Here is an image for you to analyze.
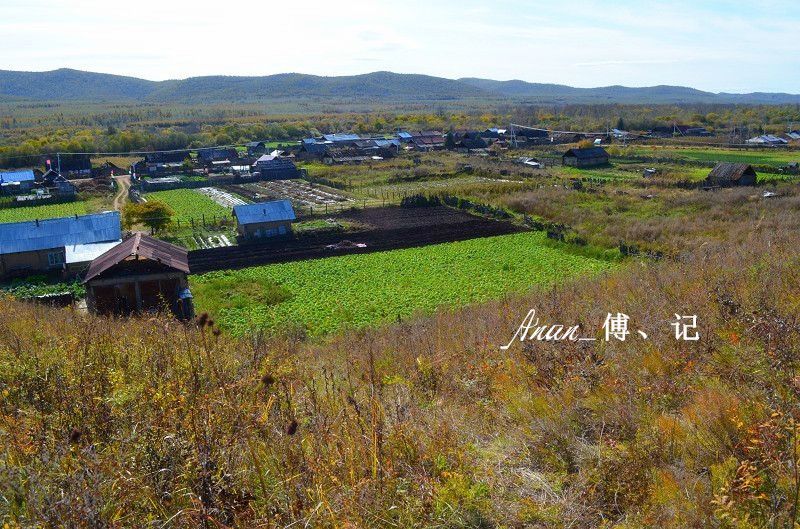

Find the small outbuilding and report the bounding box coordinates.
[705,163,758,187]
[233,200,296,240]
[562,147,610,168]
[83,232,193,318]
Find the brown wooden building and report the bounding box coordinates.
[705,163,757,187]
[83,233,193,318]
[562,147,610,168]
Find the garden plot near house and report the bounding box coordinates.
[195,187,248,208]
[191,231,615,337]
[249,179,354,206]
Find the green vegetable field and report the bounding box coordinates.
[0,201,89,223]
[191,232,615,336]
[147,189,232,223]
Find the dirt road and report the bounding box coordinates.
[112,175,131,211]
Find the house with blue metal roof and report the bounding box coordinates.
[322,133,361,144]
[0,170,36,194]
[0,211,122,278]
[232,200,296,240]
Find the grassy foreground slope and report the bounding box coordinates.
[0,230,798,527]
[191,232,616,336]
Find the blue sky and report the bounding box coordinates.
[1,0,798,93]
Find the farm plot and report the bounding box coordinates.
[248,179,354,206]
[0,201,89,223]
[361,175,535,198]
[191,231,614,337]
[195,187,247,207]
[147,189,233,223]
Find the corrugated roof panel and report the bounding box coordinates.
[233,200,296,225]
[0,170,35,183]
[0,211,121,255]
[322,133,361,142]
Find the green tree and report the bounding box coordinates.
[122,201,175,235]
[445,132,456,150]
[616,117,625,130]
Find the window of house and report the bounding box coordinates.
[48,251,66,267]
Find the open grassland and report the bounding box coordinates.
[190,231,615,336]
[623,145,800,166]
[147,188,233,223]
[0,201,89,223]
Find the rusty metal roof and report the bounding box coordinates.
[83,232,189,282]
[707,163,757,183]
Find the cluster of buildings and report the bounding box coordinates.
[136,147,300,180]
[0,167,77,199]
[746,131,800,146]
[0,197,301,317]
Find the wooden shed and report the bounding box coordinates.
[705,163,757,187]
[562,147,610,168]
[83,233,193,318]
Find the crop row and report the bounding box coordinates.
[190,231,614,336]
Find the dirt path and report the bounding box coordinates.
[112,175,131,211]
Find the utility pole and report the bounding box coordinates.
[57,153,61,175]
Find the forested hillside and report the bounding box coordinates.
[1,68,799,104]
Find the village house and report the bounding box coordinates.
[705,163,758,187]
[411,134,445,151]
[298,140,330,160]
[322,133,361,145]
[0,211,122,278]
[246,141,267,156]
[451,130,482,141]
[562,147,610,168]
[455,138,489,153]
[83,232,193,319]
[746,135,788,146]
[47,158,92,178]
[233,200,296,240]
[482,128,507,139]
[0,169,36,194]
[144,151,189,174]
[196,148,239,167]
[253,155,299,179]
[322,149,374,165]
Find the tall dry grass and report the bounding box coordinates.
[0,225,798,527]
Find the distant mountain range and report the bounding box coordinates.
[0,68,798,105]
